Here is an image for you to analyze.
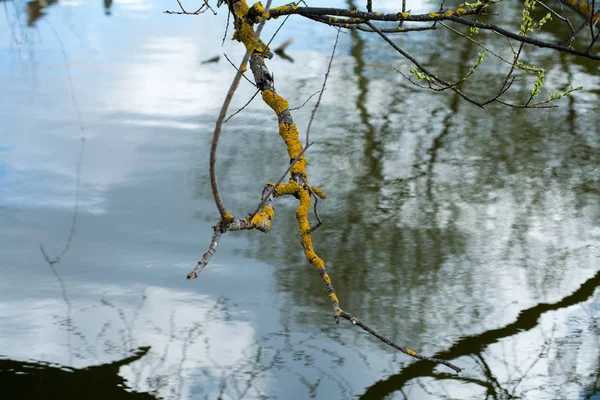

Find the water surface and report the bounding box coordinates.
[1,1,599,399]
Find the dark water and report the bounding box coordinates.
[1,1,599,399]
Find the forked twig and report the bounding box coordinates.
[250,142,314,219]
[187,142,313,280]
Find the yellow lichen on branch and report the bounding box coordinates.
[262,90,290,114]
[261,90,307,175]
[274,182,300,196]
[296,187,341,313]
[266,129,338,314]
[269,3,299,17]
[279,123,307,175]
[296,189,312,233]
[310,186,327,199]
[231,0,270,54]
[249,204,274,232]
[224,211,235,222]
[250,2,269,20]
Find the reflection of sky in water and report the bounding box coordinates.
[1,0,233,212]
[0,285,261,397]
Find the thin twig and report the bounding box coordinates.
[439,22,513,66]
[165,0,208,15]
[266,15,292,48]
[186,224,226,279]
[340,311,464,373]
[555,0,576,44]
[223,53,258,88]
[289,90,321,111]
[307,186,324,233]
[222,7,231,46]
[365,20,485,108]
[224,89,261,122]
[306,28,340,146]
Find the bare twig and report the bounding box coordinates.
[306,28,340,146]
[289,90,321,111]
[186,223,226,279]
[223,53,258,88]
[340,311,464,373]
[164,0,208,15]
[224,89,261,122]
[439,22,513,66]
[266,15,292,48]
[222,7,231,46]
[307,186,324,233]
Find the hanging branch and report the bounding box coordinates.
[172,0,600,374]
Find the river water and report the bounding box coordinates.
[1,1,599,399]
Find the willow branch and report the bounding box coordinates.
[267,3,600,60]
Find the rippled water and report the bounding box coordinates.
[1,1,599,399]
